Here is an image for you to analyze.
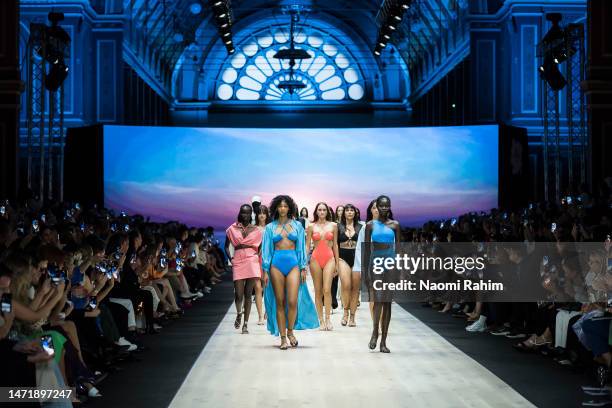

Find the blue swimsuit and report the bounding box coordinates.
[271,223,300,276]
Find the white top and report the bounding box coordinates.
[352,225,366,272]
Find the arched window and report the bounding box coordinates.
[215,25,366,101]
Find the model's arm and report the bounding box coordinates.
[224,232,232,261]
[306,224,313,263]
[363,223,373,278]
[332,223,340,273]
[394,221,401,245]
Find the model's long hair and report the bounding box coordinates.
[365,199,377,222]
[313,202,332,223]
[300,207,309,218]
[335,205,345,222]
[376,195,394,220]
[269,195,297,220]
[256,205,270,226]
[236,204,252,223]
[340,204,360,227]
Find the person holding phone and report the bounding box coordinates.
[225,204,263,334]
[261,195,318,349]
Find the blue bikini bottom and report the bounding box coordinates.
[271,249,299,276]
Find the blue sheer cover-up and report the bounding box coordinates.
[261,220,320,336]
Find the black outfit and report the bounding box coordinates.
[337,222,362,268]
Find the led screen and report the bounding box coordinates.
[104,125,498,229]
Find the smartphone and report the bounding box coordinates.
[0,206,5,216]
[74,202,81,210]
[451,218,457,226]
[40,214,46,223]
[95,262,107,275]
[502,212,508,220]
[523,219,529,227]
[1,293,12,314]
[551,223,557,233]
[439,222,444,229]
[41,335,55,356]
[120,211,126,217]
[191,249,196,258]
[47,264,62,285]
[566,196,573,205]
[111,265,119,279]
[80,223,86,232]
[123,224,130,232]
[87,297,97,311]
[160,257,167,269]
[32,219,39,233]
[542,255,549,266]
[129,253,137,265]
[110,223,117,232]
[607,258,612,273]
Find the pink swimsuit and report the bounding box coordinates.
[311,230,334,269]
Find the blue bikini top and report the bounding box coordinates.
[372,220,395,243]
[272,222,298,243]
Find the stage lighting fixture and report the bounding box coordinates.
[539,55,567,91]
[388,23,396,30]
[45,62,69,91]
[379,41,387,47]
[374,49,381,56]
[274,47,311,60]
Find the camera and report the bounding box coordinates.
[1,293,12,314]
[32,219,39,233]
[41,335,55,356]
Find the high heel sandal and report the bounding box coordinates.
[279,336,288,350]
[241,323,249,334]
[287,332,298,347]
[369,332,378,350]
[234,313,242,329]
[380,343,391,353]
[348,316,356,327]
[326,319,333,331]
[341,309,349,326]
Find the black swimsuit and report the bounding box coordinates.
[337,223,361,268]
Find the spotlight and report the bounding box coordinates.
[45,61,69,91]
[539,55,567,90]
[229,48,235,53]
[220,22,229,28]
[379,41,387,47]
[218,12,226,18]
[388,23,396,30]
[223,32,231,37]
[189,2,202,14]
[224,39,232,45]
[383,33,391,40]
[374,49,381,56]
[451,103,456,109]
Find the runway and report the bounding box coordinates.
[168,280,535,408]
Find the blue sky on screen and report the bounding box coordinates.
[104,125,498,229]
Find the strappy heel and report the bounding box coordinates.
[369,332,378,350]
[380,343,390,353]
[279,336,288,350]
[341,309,349,326]
[234,312,242,329]
[241,323,249,334]
[287,332,298,347]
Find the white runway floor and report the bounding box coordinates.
[169,280,535,408]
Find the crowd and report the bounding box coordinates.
[410,179,612,387]
[0,198,227,405]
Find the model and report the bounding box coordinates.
[364,195,400,353]
[225,204,263,334]
[337,204,362,327]
[254,204,270,325]
[261,195,319,349]
[306,202,339,331]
